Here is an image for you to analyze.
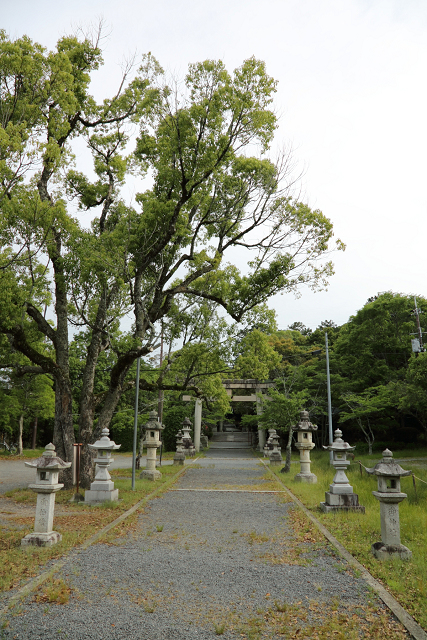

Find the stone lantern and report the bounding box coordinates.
[140,411,164,480]
[173,429,186,466]
[182,417,195,457]
[365,448,412,560]
[84,427,121,504]
[21,443,71,548]
[320,429,365,513]
[292,410,317,483]
[264,429,274,457]
[268,430,282,466]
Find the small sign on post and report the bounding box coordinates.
[71,443,84,502]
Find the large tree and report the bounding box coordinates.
[0,30,343,486]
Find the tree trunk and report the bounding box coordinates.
[53,375,74,488]
[18,414,24,455]
[78,406,96,490]
[77,289,115,489]
[50,228,74,488]
[281,427,293,473]
[31,416,38,449]
[77,361,132,489]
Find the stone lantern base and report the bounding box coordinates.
[21,531,62,548]
[140,468,162,480]
[294,472,317,483]
[372,542,412,560]
[173,452,185,465]
[84,487,119,504]
[320,492,365,513]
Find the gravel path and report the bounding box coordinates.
[0,458,410,639]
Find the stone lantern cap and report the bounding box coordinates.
[24,443,71,470]
[88,428,121,452]
[323,428,355,453]
[292,410,318,432]
[365,449,411,478]
[144,410,164,432]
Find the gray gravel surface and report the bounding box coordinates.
[0,458,410,639]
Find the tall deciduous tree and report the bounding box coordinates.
[0,31,343,486]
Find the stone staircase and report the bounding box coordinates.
[206,430,255,457]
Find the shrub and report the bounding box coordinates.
[162,404,193,451]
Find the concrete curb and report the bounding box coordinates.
[262,460,427,640]
[0,458,199,618]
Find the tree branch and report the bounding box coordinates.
[25,303,57,346]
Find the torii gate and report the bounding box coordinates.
[183,379,274,452]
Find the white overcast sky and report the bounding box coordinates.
[3,0,427,331]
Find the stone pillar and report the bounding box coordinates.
[256,390,266,452]
[144,444,160,479]
[194,398,202,453]
[21,443,71,548]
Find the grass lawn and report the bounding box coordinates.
[0,448,46,459]
[269,447,427,631]
[0,448,179,460]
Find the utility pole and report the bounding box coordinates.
[411,297,425,354]
[325,332,333,464]
[158,320,164,422]
[131,356,141,491]
[158,320,164,465]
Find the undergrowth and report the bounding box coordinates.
[268,448,427,630]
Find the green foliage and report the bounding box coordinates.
[244,386,307,434]
[334,292,418,389]
[0,28,343,474]
[235,329,281,380]
[262,293,427,449]
[162,404,191,452]
[0,332,54,442]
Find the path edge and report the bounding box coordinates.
[262,460,427,640]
